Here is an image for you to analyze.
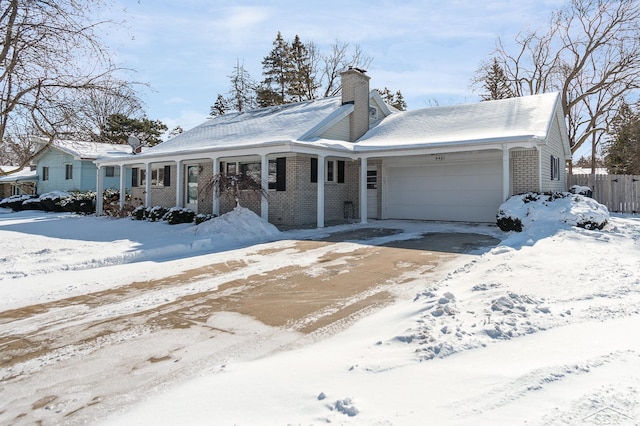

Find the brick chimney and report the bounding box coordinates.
[341,68,370,141]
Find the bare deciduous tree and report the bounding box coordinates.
[321,40,373,97]
[0,0,137,172]
[476,0,640,169]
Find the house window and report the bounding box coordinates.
[42,166,49,181]
[367,170,377,189]
[275,157,286,191]
[310,158,318,183]
[65,164,73,180]
[327,160,335,182]
[132,167,139,187]
[550,155,561,180]
[326,160,345,183]
[226,162,237,175]
[139,165,170,187]
[240,162,261,181]
[105,166,115,177]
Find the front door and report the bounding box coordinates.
[185,165,199,211]
[367,167,378,219]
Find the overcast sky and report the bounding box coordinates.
[102,0,566,133]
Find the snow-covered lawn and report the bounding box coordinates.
[1,200,639,425]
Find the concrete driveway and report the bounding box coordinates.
[0,227,498,425]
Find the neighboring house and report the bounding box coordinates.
[95,69,571,227]
[0,166,38,199]
[32,140,133,195]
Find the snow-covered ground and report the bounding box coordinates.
[1,200,639,425]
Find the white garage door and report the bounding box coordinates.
[384,158,504,222]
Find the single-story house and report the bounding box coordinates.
[95,69,571,227]
[0,166,38,198]
[32,139,133,195]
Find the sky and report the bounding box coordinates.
[1,196,639,424]
[99,0,567,134]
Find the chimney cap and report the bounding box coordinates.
[347,66,367,74]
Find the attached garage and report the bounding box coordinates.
[382,152,504,222]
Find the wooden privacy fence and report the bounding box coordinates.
[568,174,640,214]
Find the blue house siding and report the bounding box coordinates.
[36,148,131,195]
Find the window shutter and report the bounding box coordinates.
[132,167,138,187]
[310,158,318,183]
[164,165,171,186]
[550,156,554,180]
[276,157,286,191]
[337,160,345,183]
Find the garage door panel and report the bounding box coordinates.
[385,159,503,222]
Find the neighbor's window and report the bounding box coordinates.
[132,167,139,187]
[42,166,49,181]
[550,155,560,180]
[65,164,73,180]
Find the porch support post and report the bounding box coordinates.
[502,145,510,201]
[119,165,126,210]
[317,154,325,228]
[212,157,220,216]
[95,166,104,216]
[359,157,368,224]
[145,163,152,207]
[176,160,184,207]
[260,154,269,220]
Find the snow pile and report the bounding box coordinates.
[196,207,279,236]
[496,192,609,232]
[0,207,280,281]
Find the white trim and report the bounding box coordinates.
[359,157,368,224]
[261,154,269,220]
[317,155,325,228]
[119,164,126,209]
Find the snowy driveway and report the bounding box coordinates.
[0,222,498,426]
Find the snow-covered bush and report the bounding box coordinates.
[496,191,609,232]
[162,207,195,225]
[38,191,72,212]
[0,194,36,211]
[59,191,95,215]
[131,206,148,221]
[195,213,213,225]
[147,206,169,222]
[569,185,593,197]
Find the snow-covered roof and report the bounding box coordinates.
[50,140,133,160]
[0,166,37,182]
[144,96,345,156]
[355,92,561,150]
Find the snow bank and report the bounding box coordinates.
[496,192,609,232]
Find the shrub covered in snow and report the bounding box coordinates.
[147,206,169,222]
[38,191,72,212]
[0,194,36,211]
[59,191,95,215]
[496,191,609,232]
[195,213,213,225]
[131,206,148,221]
[163,207,195,225]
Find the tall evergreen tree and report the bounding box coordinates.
[475,58,514,101]
[228,60,257,112]
[100,114,168,147]
[288,35,319,102]
[377,87,407,111]
[603,102,640,175]
[258,32,292,107]
[210,94,229,116]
